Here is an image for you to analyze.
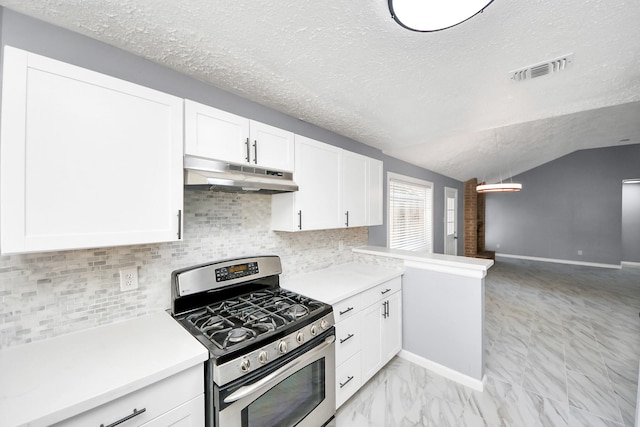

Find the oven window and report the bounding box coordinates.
[242,359,325,427]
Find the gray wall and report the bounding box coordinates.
[622,182,640,262]
[0,8,463,254]
[485,144,640,265]
[402,267,484,380]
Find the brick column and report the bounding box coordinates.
[477,191,486,254]
[463,178,478,257]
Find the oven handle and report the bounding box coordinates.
[223,335,335,404]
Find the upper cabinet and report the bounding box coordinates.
[367,158,384,226]
[271,135,343,231]
[0,47,184,255]
[342,151,368,228]
[184,100,294,172]
[272,136,383,232]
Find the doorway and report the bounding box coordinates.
[444,187,458,256]
[622,179,640,264]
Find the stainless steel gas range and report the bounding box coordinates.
[170,255,336,427]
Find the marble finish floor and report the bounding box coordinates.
[335,258,640,426]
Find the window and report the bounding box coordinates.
[387,173,433,252]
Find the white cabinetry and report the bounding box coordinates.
[184,99,294,172]
[271,135,343,231]
[367,158,384,226]
[272,136,384,231]
[334,276,402,408]
[361,288,402,383]
[342,151,368,228]
[54,365,204,427]
[0,46,183,255]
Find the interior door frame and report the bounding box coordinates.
[444,187,458,256]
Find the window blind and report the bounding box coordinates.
[388,176,433,252]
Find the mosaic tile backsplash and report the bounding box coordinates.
[0,190,369,349]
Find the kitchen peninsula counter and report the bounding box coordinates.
[0,312,208,427]
[353,245,493,277]
[281,262,404,304]
[353,245,493,391]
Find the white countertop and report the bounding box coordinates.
[353,246,493,277]
[282,262,404,304]
[0,311,208,427]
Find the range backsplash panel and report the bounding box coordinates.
[0,190,367,349]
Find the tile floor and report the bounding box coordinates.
[335,258,640,426]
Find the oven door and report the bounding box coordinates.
[217,332,336,427]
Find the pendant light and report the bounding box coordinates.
[476,182,522,193]
[388,0,495,32]
[476,129,522,194]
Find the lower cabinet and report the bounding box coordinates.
[333,276,402,408]
[141,395,204,427]
[54,364,204,427]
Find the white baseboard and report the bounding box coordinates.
[622,261,640,269]
[398,350,485,392]
[495,253,621,269]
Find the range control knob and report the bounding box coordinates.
[320,319,329,330]
[258,351,268,364]
[310,324,318,336]
[278,340,288,354]
[296,331,305,344]
[240,359,251,372]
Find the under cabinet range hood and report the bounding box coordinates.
[184,155,298,194]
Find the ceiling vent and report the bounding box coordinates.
[510,53,574,82]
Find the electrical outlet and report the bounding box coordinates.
[496,243,501,249]
[119,267,138,292]
[578,250,583,256]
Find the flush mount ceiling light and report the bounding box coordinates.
[388,0,495,32]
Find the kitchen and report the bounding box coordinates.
[1,1,640,427]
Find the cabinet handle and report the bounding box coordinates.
[100,408,146,427]
[339,333,354,344]
[339,376,354,389]
[177,210,182,240]
[381,288,392,295]
[298,210,302,230]
[345,211,349,227]
[245,138,251,162]
[382,301,389,318]
[253,140,258,164]
[339,306,354,316]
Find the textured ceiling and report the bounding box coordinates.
[2,0,639,182]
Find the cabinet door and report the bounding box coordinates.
[360,301,383,383]
[367,158,384,226]
[1,47,183,255]
[292,135,342,231]
[141,394,204,427]
[184,99,249,165]
[381,292,403,364]
[249,120,294,172]
[341,151,368,228]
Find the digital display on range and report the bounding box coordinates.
[229,264,248,274]
[215,262,259,282]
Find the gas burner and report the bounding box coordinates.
[253,320,276,333]
[276,301,291,310]
[203,315,224,327]
[283,304,309,320]
[223,327,257,348]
